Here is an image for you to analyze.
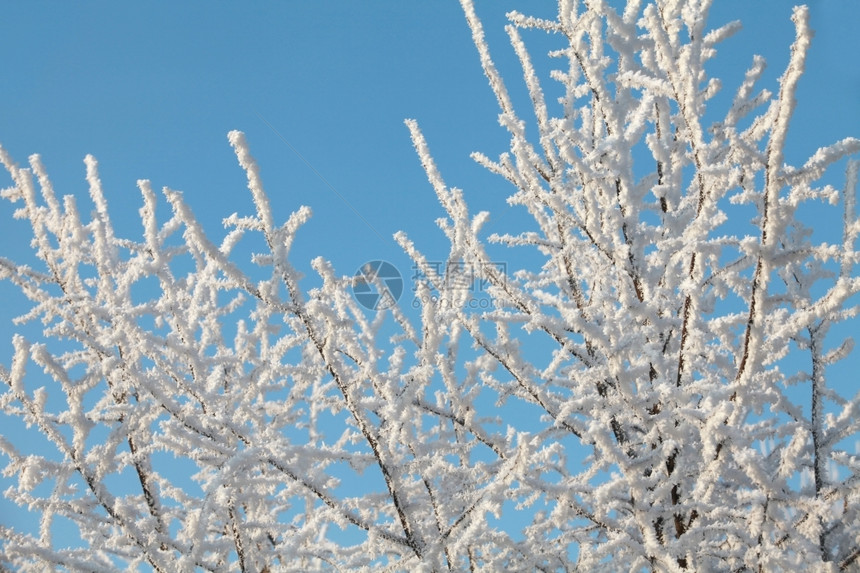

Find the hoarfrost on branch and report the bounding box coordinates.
[1,1,858,570]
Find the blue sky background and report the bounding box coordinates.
[0,0,857,552]
[0,2,857,280]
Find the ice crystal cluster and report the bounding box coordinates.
[1,0,858,570]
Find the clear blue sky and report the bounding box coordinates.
[0,0,857,548]
[0,2,857,278]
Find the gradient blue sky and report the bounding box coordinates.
[0,2,857,278]
[0,0,858,547]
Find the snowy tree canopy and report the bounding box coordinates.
[1,0,858,571]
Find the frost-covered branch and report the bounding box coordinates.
[1,1,858,570]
